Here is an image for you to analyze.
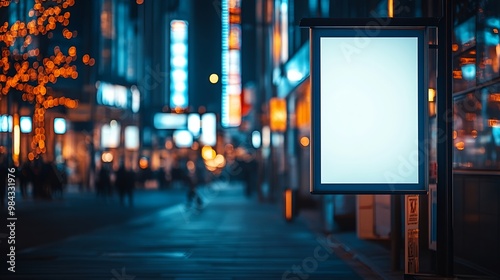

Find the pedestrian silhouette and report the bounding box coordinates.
[157,167,168,189]
[0,156,8,208]
[96,165,111,201]
[31,157,45,199]
[185,160,203,209]
[43,161,64,199]
[115,164,135,207]
[19,161,32,199]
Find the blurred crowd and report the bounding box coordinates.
[0,146,260,208]
[0,155,67,206]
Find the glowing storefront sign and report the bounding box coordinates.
[20,116,32,133]
[308,26,427,194]
[221,0,242,127]
[170,20,188,109]
[131,86,141,113]
[0,115,12,132]
[173,130,193,148]
[54,118,67,134]
[200,113,217,147]
[125,126,139,150]
[269,97,287,132]
[252,130,261,149]
[97,82,129,109]
[101,121,120,148]
[188,113,201,137]
[154,113,187,130]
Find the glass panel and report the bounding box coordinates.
[453,0,476,52]
[453,85,500,170]
[454,16,476,52]
[477,0,500,83]
[453,48,476,92]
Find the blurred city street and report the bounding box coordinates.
[0,182,386,280]
[1,0,500,278]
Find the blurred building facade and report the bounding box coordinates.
[254,0,499,276]
[1,0,201,188]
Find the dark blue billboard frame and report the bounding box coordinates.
[302,19,435,195]
[301,13,454,278]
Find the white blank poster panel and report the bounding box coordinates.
[320,37,419,184]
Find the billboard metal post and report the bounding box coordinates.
[436,0,454,277]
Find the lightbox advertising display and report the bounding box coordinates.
[310,28,427,194]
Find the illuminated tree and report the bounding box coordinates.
[0,0,94,160]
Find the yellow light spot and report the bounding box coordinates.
[428,88,436,102]
[388,0,394,18]
[209,73,219,84]
[82,54,90,63]
[202,145,216,160]
[139,157,148,169]
[214,154,225,168]
[39,140,45,149]
[102,152,113,163]
[300,136,310,147]
[68,46,76,56]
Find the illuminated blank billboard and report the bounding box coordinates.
[310,28,427,194]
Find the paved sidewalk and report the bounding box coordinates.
[301,208,500,280]
[3,182,383,279]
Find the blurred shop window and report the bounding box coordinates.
[453,48,476,93]
[477,0,500,83]
[453,86,500,170]
[452,0,476,94]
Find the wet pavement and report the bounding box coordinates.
[0,182,384,279]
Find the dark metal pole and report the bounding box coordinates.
[436,0,454,277]
[391,194,402,271]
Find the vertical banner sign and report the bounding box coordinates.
[405,194,419,274]
[221,0,242,127]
